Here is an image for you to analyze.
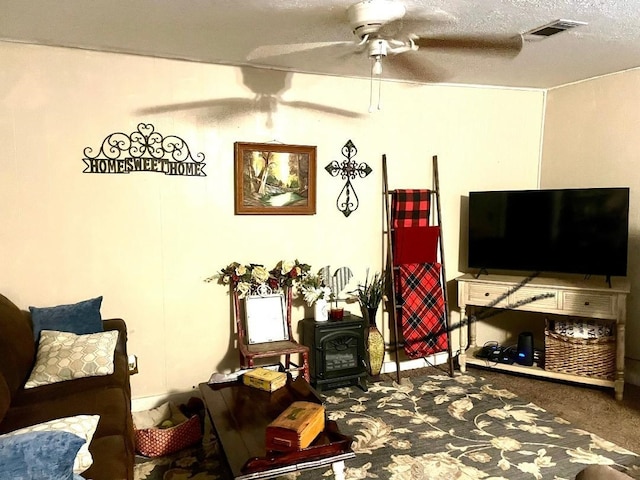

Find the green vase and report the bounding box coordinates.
[365,307,384,377]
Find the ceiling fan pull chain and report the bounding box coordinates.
[368,59,383,113]
[369,66,375,113]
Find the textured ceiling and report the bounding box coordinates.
[2,0,640,89]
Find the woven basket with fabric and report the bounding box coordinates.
[133,402,202,457]
[544,321,615,380]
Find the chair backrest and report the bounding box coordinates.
[233,287,293,346]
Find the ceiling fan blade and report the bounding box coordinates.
[414,34,524,57]
[381,8,458,38]
[247,41,355,61]
[388,52,450,83]
[388,9,458,38]
[379,18,405,38]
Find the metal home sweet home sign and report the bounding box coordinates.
[83,123,206,176]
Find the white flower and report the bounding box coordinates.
[236,282,251,298]
[251,266,269,283]
[302,286,332,306]
[302,288,320,306]
[281,260,295,275]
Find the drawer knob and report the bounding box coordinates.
[584,301,590,306]
[484,292,490,297]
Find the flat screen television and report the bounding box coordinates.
[467,187,630,278]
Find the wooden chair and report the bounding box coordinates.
[232,287,310,382]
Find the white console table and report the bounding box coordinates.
[456,273,630,400]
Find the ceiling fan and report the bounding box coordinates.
[247,0,524,109]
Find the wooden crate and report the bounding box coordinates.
[265,401,325,452]
[242,367,287,392]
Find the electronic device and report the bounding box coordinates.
[533,348,543,366]
[516,332,534,366]
[476,342,500,359]
[467,187,630,278]
[492,348,515,364]
[475,342,515,364]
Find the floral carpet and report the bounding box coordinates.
[134,372,640,480]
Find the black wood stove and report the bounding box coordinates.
[301,315,368,392]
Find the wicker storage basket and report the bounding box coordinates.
[133,402,202,457]
[544,320,615,380]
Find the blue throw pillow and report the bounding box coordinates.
[0,430,84,480]
[30,296,103,342]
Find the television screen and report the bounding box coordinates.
[468,187,630,277]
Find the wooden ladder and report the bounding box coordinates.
[382,154,455,383]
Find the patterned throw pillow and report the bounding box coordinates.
[0,415,100,474]
[25,330,118,389]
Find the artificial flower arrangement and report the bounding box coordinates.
[351,269,386,310]
[207,260,310,298]
[299,270,333,307]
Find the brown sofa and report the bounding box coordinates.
[576,465,635,480]
[0,293,135,479]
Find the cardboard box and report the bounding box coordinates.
[265,401,325,452]
[242,367,287,392]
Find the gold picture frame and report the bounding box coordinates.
[234,142,316,215]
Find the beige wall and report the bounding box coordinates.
[0,42,545,402]
[541,69,640,382]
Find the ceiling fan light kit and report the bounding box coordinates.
[372,57,383,75]
[369,38,388,58]
[368,38,388,76]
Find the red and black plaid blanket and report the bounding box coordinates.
[391,189,431,228]
[395,262,449,359]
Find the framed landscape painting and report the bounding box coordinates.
[234,142,316,215]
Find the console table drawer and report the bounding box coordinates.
[511,287,559,310]
[465,284,510,306]
[563,292,614,316]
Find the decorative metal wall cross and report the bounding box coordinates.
[325,140,372,217]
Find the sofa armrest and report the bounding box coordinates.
[575,466,634,480]
[103,318,128,357]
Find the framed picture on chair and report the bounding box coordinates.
[244,294,289,344]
